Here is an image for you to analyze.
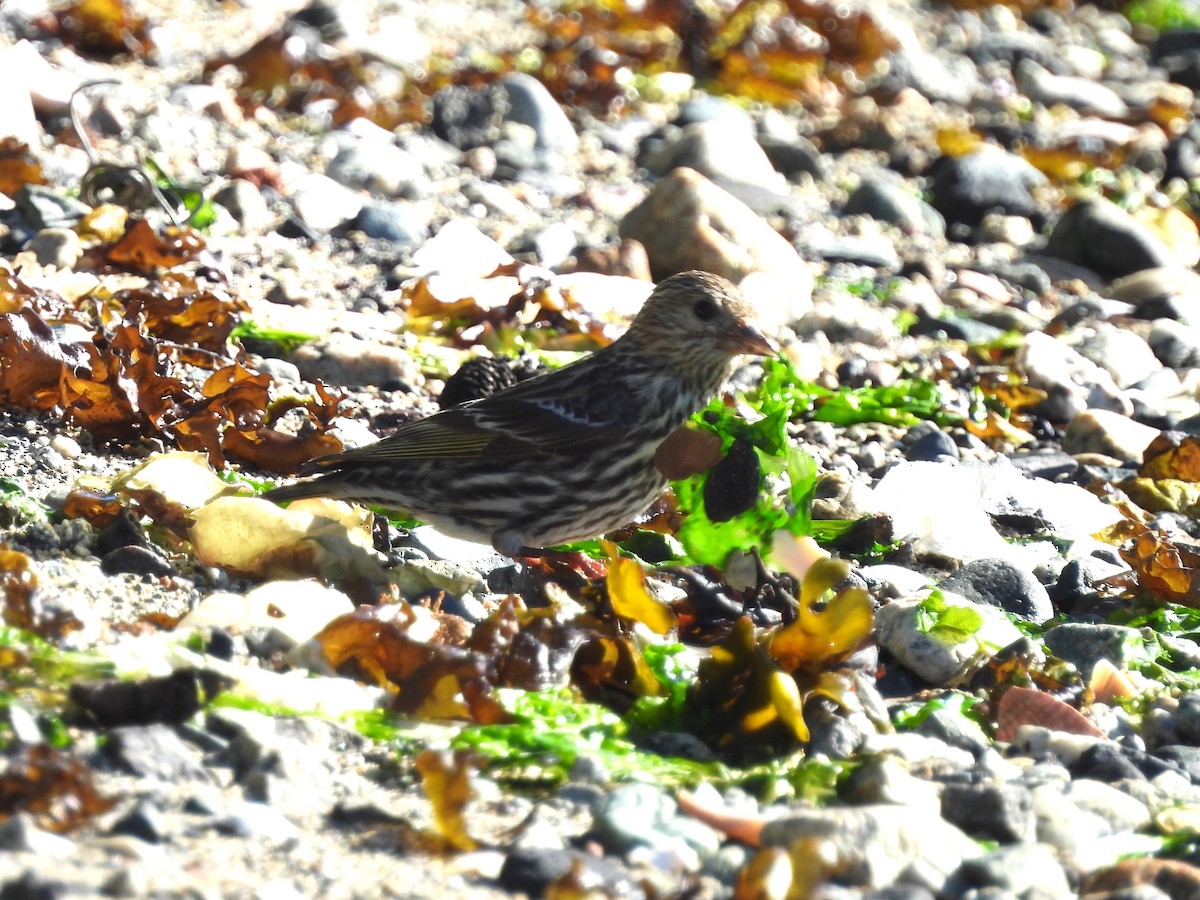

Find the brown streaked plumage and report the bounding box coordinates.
[264,271,775,556]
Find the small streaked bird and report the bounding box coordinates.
[264,271,775,557]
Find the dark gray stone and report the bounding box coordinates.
[1043,622,1147,675]
[16,185,92,230]
[430,82,507,150]
[0,870,68,900]
[100,545,174,578]
[499,848,644,898]
[939,782,1035,843]
[501,73,578,153]
[1048,557,1127,616]
[1071,742,1187,782]
[1154,745,1200,781]
[928,150,1047,229]
[844,177,945,237]
[352,201,429,247]
[940,558,1053,622]
[1005,448,1079,482]
[103,724,207,781]
[110,799,168,843]
[759,133,828,180]
[1045,197,1178,280]
[904,424,960,463]
[1150,318,1200,368]
[1176,691,1200,745]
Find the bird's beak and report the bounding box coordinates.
[722,318,777,357]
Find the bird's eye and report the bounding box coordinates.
[692,298,717,321]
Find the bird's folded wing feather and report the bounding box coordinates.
[310,389,631,469]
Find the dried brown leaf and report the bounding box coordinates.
[0,743,114,833]
[1140,432,1200,482]
[103,218,205,272]
[56,0,153,57]
[0,139,47,196]
[415,749,478,852]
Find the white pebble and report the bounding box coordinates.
[49,433,81,459]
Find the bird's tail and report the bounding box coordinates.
[260,480,326,504]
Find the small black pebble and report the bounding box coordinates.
[100,545,174,578]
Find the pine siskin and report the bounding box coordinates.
[264,271,775,557]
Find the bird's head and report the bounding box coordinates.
[627,271,776,376]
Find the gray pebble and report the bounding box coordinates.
[28,227,81,269]
[1045,197,1179,280]
[939,558,1053,622]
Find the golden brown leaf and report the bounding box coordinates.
[603,540,676,635]
[415,749,478,852]
[0,138,47,196]
[104,218,205,271]
[61,487,123,528]
[685,617,807,757]
[317,603,433,690]
[222,427,343,475]
[118,285,248,354]
[570,635,664,712]
[768,557,872,673]
[0,743,114,833]
[0,309,92,409]
[1096,517,1200,607]
[57,0,153,57]
[1140,433,1200,482]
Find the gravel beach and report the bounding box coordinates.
[7,0,1200,897]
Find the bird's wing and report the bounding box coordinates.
[313,363,638,469]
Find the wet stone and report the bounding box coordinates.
[947,843,1073,898]
[0,814,75,857]
[15,185,91,230]
[939,558,1053,622]
[27,228,81,268]
[904,424,959,463]
[1045,197,1179,280]
[1173,691,1200,745]
[100,545,174,578]
[928,148,1047,230]
[1043,623,1150,678]
[103,724,207,781]
[109,799,167,844]
[498,848,644,898]
[1071,742,1184,783]
[1048,557,1129,617]
[0,870,71,900]
[938,781,1036,843]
